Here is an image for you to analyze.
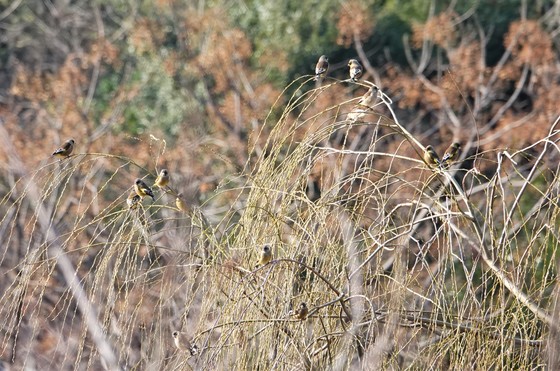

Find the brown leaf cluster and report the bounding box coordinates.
[505,20,554,69]
[183,9,284,158]
[446,42,484,95]
[412,11,458,48]
[384,12,559,165]
[384,66,441,110]
[336,0,375,47]
[7,40,127,166]
[532,82,560,142]
[129,18,162,54]
[196,28,253,94]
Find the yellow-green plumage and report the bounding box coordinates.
[134,178,155,200]
[423,145,441,167]
[257,244,273,266]
[176,193,187,212]
[154,169,170,188]
[441,142,461,167]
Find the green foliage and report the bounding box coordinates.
[368,12,411,65]
[468,0,522,65]
[119,55,187,136]
[382,0,434,22]
[93,70,122,121]
[231,0,341,83]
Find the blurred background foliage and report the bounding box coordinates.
[2,0,550,153]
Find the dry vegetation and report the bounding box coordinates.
[1,77,559,369]
[1,1,560,370]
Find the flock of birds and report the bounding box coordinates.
[315,55,462,168]
[314,54,363,82]
[47,55,461,356]
[52,139,188,213]
[424,142,461,169]
[50,139,305,356]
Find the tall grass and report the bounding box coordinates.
[0,78,558,370]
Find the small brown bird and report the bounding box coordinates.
[172,331,198,355]
[257,244,273,267]
[294,302,309,320]
[441,142,461,167]
[134,178,155,200]
[348,59,363,82]
[126,191,141,209]
[154,169,170,188]
[423,145,441,167]
[52,139,75,158]
[347,86,379,122]
[314,55,329,81]
[357,86,379,108]
[176,193,187,212]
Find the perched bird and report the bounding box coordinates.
[348,59,363,82]
[176,193,187,212]
[126,191,142,209]
[154,169,170,188]
[357,86,379,107]
[441,142,461,167]
[423,145,441,167]
[257,244,273,267]
[134,178,155,200]
[294,302,309,320]
[172,331,198,356]
[314,55,329,81]
[52,139,75,158]
[347,86,379,122]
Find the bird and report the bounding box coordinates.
[126,191,141,209]
[357,86,379,107]
[134,178,155,200]
[294,302,309,320]
[441,142,461,167]
[256,244,273,267]
[314,55,329,81]
[52,139,75,158]
[172,331,198,356]
[176,193,187,212]
[423,145,441,167]
[348,59,363,82]
[347,86,379,122]
[154,169,170,188]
